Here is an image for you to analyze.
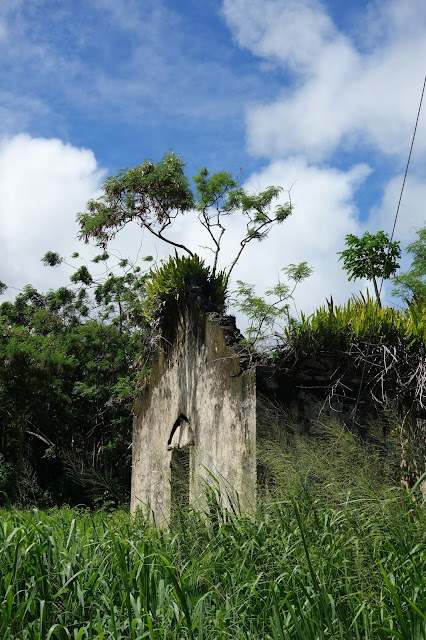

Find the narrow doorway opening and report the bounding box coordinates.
[170,446,190,514]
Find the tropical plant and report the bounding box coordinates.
[77,150,293,281]
[0,254,151,507]
[143,254,227,329]
[285,292,426,353]
[393,226,426,304]
[278,293,426,429]
[338,231,401,307]
[232,262,313,352]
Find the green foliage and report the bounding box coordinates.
[70,265,93,286]
[144,255,228,328]
[393,226,426,304]
[0,253,151,507]
[285,293,426,353]
[1,461,425,639]
[338,231,401,305]
[91,251,110,263]
[192,166,238,209]
[233,262,313,352]
[259,411,402,501]
[41,251,64,267]
[77,151,195,248]
[192,166,292,276]
[77,151,293,280]
[339,231,401,281]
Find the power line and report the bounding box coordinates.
[379,75,426,299]
[390,75,426,245]
[354,75,426,421]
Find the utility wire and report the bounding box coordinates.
[390,75,426,245]
[353,75,426,421]
[379,74,426,298]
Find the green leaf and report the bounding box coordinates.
[42,251,64,267]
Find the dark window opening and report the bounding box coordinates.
[170,447,190,514]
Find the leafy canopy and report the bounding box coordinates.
[393,227,426,304]
[0,252,151,507]
[77,150,293,281]
[338,231,401,306]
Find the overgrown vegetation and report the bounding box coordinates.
[1,149,426,637]
[284,292,426,352]
[144,255,227,329]
[1,422,425,639]
[1,148,426,511]
[77,150,293,281]
[0,253,151,508]
[271,294,426,457]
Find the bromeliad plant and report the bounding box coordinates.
[143,254,228,337]
[285,292,426,353]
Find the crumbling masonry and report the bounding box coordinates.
[131,296,426,522]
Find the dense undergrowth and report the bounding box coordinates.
[284,293,426,354]
[2,423,425,640]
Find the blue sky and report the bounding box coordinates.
[1,0,426,316]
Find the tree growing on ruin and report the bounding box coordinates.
[77,151,293,284]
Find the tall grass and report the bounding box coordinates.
[1,423,425,639]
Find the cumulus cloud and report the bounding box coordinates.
[0,133,410,324]
[223,0,426,162]
[0,135,104,295]
[226,159,372,312]
[222,0,340,76]
[219,0,426,312]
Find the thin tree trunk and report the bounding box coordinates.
[372,276,382,308]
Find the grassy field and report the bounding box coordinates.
[1,425,426,639]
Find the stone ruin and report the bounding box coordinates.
[131,297,259,522]
[131,294,426,522]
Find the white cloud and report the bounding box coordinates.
[227,158,373,312]
[222,0,337,75]
[0,133,417,328]
[219,0,426,314]
[223,0,426,162]
[0,135,104,294]
[369,175,426,243]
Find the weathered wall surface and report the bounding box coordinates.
[131,297,426,519]
[130,301,257,522]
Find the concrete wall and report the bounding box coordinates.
[130,300,257,523]
[131,297,426,520]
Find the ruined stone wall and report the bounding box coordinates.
[130,300,257,523]
[131,298,426,520]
